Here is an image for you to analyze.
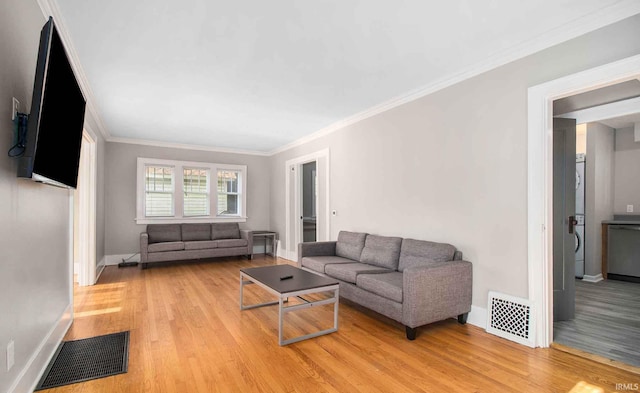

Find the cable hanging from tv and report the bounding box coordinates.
[7,113,28,157]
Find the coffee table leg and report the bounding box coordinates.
[239,272,244,310]
[334,287,339,330]
[278,297,284,346]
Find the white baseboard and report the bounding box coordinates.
[278,247,296,262]
[582,274,603,283]
[9,303,72,393]
[105,253,141,266]
[95,256,106,283]
[466,305,487,330]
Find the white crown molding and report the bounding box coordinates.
[108,136,270,156]
[268,0,640,156]
[36,0,111,141]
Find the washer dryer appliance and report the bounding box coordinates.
[575,214,584,278]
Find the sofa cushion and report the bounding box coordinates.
[398,239,456,272]
[211,223,240,240]
[147,224,182,243]
[357,272,403,303]
[324,263,391,284]
[148,241,185,253]
[335,231,367,261]
[216,238,248,248]
[181,224,211,241]
[398,256,440,271]
[184,240,218,250]
[301,256,354,274]
[360,235,402,270]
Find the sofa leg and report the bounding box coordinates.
[405,326,417,341]
[457,313,468,325]
[142,263,148,269]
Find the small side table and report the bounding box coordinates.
[252,231,278,258]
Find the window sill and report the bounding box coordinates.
[135,216,247,225]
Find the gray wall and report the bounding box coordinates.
[269,14,640,308]
[614,126,640,213]
[585,123,615,277]
[104,142,270,255]
[1,1,68,390]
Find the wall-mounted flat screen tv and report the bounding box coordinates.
[17,16,86,189]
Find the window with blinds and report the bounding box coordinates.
[137,157,246,223]
[183,168,209,216]
[217,170,239,215]
[145,166,174,217]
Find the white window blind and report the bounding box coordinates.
[217,170,239,215]
[183,168,209,216]
[145,166,174,217]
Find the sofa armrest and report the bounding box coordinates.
[297,241,337,267]
[402,260,472,328]
[140,233,149,262]
[240,230,253,254]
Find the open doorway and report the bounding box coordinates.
[551,87,640,366]
[527,54,640,351]
[284,149,330,261]
[302,161,318,242]
[73,131,97,286]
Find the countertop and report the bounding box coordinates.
[602,215,640,225]
[602,220,640,225]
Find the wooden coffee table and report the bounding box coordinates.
[240,264,339,346]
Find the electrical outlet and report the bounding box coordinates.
[627,205,634,213]
[12,97,20,121]
[7,340,14,371]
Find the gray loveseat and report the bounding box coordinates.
[298,231,472,340]
[140,223,253,268]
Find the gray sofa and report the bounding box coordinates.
[140,223,253,268]
[298,231,472,340]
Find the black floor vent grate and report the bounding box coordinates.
[36,331,129,390]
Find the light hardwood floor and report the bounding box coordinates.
[42,257,640,393]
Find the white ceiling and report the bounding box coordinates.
[53,0,640,153]
[599,112,640,129]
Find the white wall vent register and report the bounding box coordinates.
[486,291,536,348]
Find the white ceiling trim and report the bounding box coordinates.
[107,137,270,156]
[36,0,111,141]
[268,0,640,156]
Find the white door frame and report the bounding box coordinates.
[527,54,640,348]
[75,131,97,286]
[285,149,330,261]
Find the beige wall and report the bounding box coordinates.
[576,124,587,154]
[585,123,615,277]
[270,14,640,308]
[614,126,640,213]
[104,142,271,255]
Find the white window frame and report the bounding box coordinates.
[136,157,247,224]
[143,164,175,218]
[183,167,211,217]
[216,168,242,217]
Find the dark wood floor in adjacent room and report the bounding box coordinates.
[43,257,639,393]
[554,278,640,367]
